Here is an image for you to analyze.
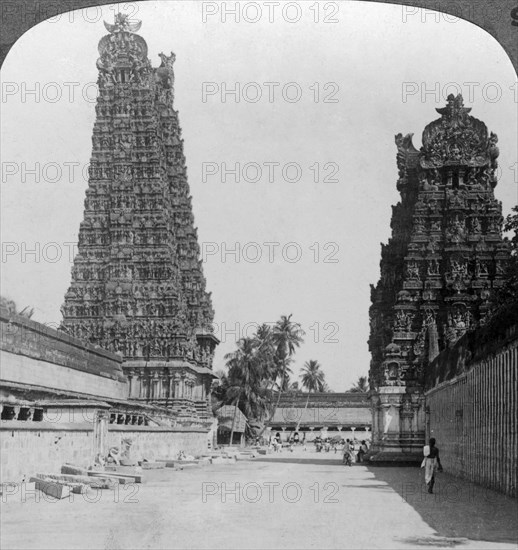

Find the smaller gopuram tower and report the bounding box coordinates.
[61,15,218,425]
[368,94,509,462]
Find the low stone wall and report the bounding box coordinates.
[425,324,517,497]
[0,423,93,483]
[107,427,209,460]
[0,422,210,483]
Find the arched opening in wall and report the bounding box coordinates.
[17,407,32,421]
[0,2,516,418]
[1,406,16,420]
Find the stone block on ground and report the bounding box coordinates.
[139,462,165,470]
[88,471,143,483]
[30,478,71,499]
[35,475,87,494]
[155,460,177,468]
[40,473,116,490]
[61,463,89,476]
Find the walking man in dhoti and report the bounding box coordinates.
[421,437,443,494]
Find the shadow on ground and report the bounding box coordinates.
[253,456,346,467]
[367,466,518,545]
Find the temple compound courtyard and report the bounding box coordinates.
[1,450,517,550]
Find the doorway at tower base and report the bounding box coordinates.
[366,386,425,466]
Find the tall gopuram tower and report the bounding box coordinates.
[368,94,509,462]
[61,15,218,424]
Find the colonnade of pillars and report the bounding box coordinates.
[125,368,209,404]
[268,426,372,441]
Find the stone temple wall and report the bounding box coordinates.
[425,323,517,497]
[0,310,128,400]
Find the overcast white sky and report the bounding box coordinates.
[1,1,517,390]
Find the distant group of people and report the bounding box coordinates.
[268,431,308,452]
[312,436,370,463]
[269,432,283,452]
[267,432,373,458]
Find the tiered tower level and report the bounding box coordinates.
[368,94,509,461]
[61,15,218,423]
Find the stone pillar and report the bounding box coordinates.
[168,372,174,400]
[93,410,109,462]
[158,373,166,400]
[151,372,159,401]
[368,386,424,464]
[180,373,186,398]
[174,374,180,399]
[138,369,146,399]
[126,369,134,398]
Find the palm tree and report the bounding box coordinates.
[253,323,276,385]
[260,314,305,430]
[252,315,304,438]
[223,337,270,445]
[271,314,304,394]
[348,376,369,393]
[297,360,325,430]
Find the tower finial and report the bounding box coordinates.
[104,13,142,34]
[435,93,471,118]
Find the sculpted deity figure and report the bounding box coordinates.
[427,259,440,276]
[394,310,413,331]
[407,262,421,281]
[451,259,467,278]
[471,217,481,233]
